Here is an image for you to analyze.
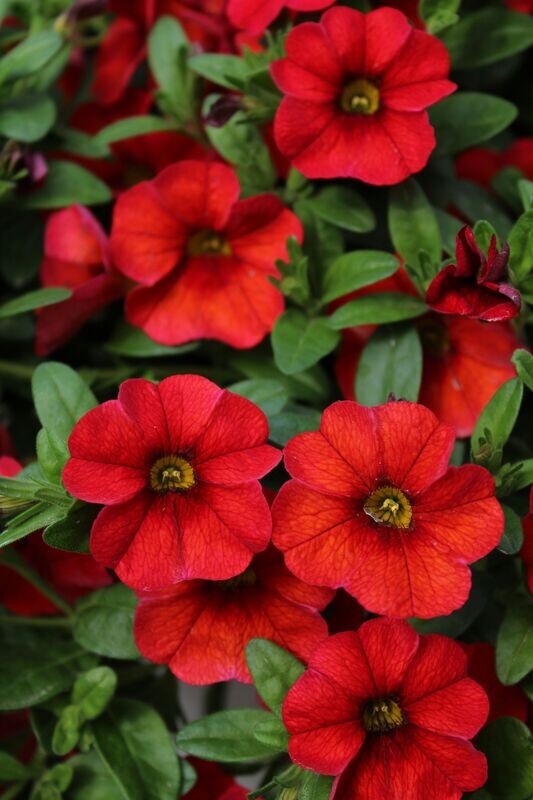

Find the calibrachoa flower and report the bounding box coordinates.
[227,0,334,35]
[462,643,529,723]
[426,226,521,321]
[183,758,253,800]
[35,205,123,356]
[283,618,489,800]
[134,546,332,684]
[270,6,455,184]
[505,0,533,11]
[456,138,533,191]
[520,487,533,593]
[111,160,302,348]
[272,400,503,618]
[334,271,519,437]
[62,375,281,591]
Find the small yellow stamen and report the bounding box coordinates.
[340,78,380,115]
[363,698,404,734]
[187,229,231,257]
[364,485,412,529]
[150,455,195,493]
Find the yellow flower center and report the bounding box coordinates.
[363,698,404,734]
[187,229,231,257]
[340,78,380,115]
[150,455,195,493]
[219,568,257,590]
[364,485,412,529]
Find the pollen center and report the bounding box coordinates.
[150,455,195,493]
[187,229,231,257]
[340,78,380,115]
[363,698,404,734]
[364,485,412,529]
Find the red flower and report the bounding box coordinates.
[462,643,529,724]
[270,6,455,185]
[505,0,533,11]
[521,487,533,593]
[373,0,424,28]
[272,400,503,618]
[134,546,332,684]
[183,758,251,800]
[227,0,334,35]
[110,160,302,348]
[456,138,533,191]
[334,271,519,437]
[35,206,124,356]
[426,226,521,321]
[0,458,112,616]
[283,618,488,800]
[62,375,281,591]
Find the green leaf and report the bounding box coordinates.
[92,699,180,800]
[53,704,83,756]
[321,251,399,303]
[0,501,69,548]
[0,92,56,142]
[305,186,375,233]
[20,160,112,209]
[189,53,247,89]
[56,127,111,159]
[95,115,178,146]
[0,30,63,83]
[246,639,305,717]
[434,208,463,257]
[0,287,70,320]
[43,502,96,554]
[73,584,140,661]
[228,379,289,416]
[496,602,533,685]
[499,505,524,555]
[430,93,517,155]
[410,575,488,638]
[508,210,533,282]
[268,406,321,447]
[0,750,34,781]
[453,180,512,239]
[356,323,422,406]
[518,179,533,213]
[388,179,441,266]
[328,293,427,330]
[177,709,281,762]
[476,717,533,800]
[272,311,340,375]
[252,717,289,751]
[300,772,335,800]
[512,349,533,391]
[0,209,43,288]
[65,753,124,800]
[148,15,188,94]
[473,220,499,256]
[471,378,523,468]
[441,8,533,69]
[106,321,197,358]
[0,637,82,710]
[72,667,117,721]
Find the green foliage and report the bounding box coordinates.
[441,7,533,68]
[471,379,524,471]
[304,185,375,233]
[356,323,423,405]
[73,584,140,661]
[477,717,533,800]
[321,251,398,303]
[496,602,533,685]
[20,161,112,209]
[246,639,305,716]
[328,293,427,329]
[177,709,282,762]
[430,93,517,155]
[272,310,340,375]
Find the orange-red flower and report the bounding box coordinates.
[35,205,124,356]
[270,6,455,184]
[456,138,533,191]
[283,618,489,800]
[134,546,332,684]
[227,0,334,35]
[62,375,281,591]
[462,642,529,724]
[110,160,302,348]
[426,226,521,321]
[183,758,252,800]
[272,400,503,618]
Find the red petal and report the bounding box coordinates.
[91,19,145,105]
[362,7,412,75]
[401,634,467,704]
[283,18,343,84]
[226,194,303,267]
[43,205,109,278]
[227,0,283,34]
[157,374,224,453]
[407,678,488,738]
[357,618,419,696]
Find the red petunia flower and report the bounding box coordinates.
[227,0,334,35]
[333,271,520,437]
[35,205,124,356]
[505,0,533,12]
[62,375,281,591]
[270,6,455,185]
[426,226,521,321]
[272,400,503,618]
[283,618,488,800]
[183,758,252,800]
[110,160,302,348]
[0,457,112,615]
[373,0,424,29]
[520,487,533,593]
[462,642,529,724]
[456,138,533,192]
[134,546,332,684]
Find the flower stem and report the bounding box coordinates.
[0,549,74,617]
[0,614,71,628]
